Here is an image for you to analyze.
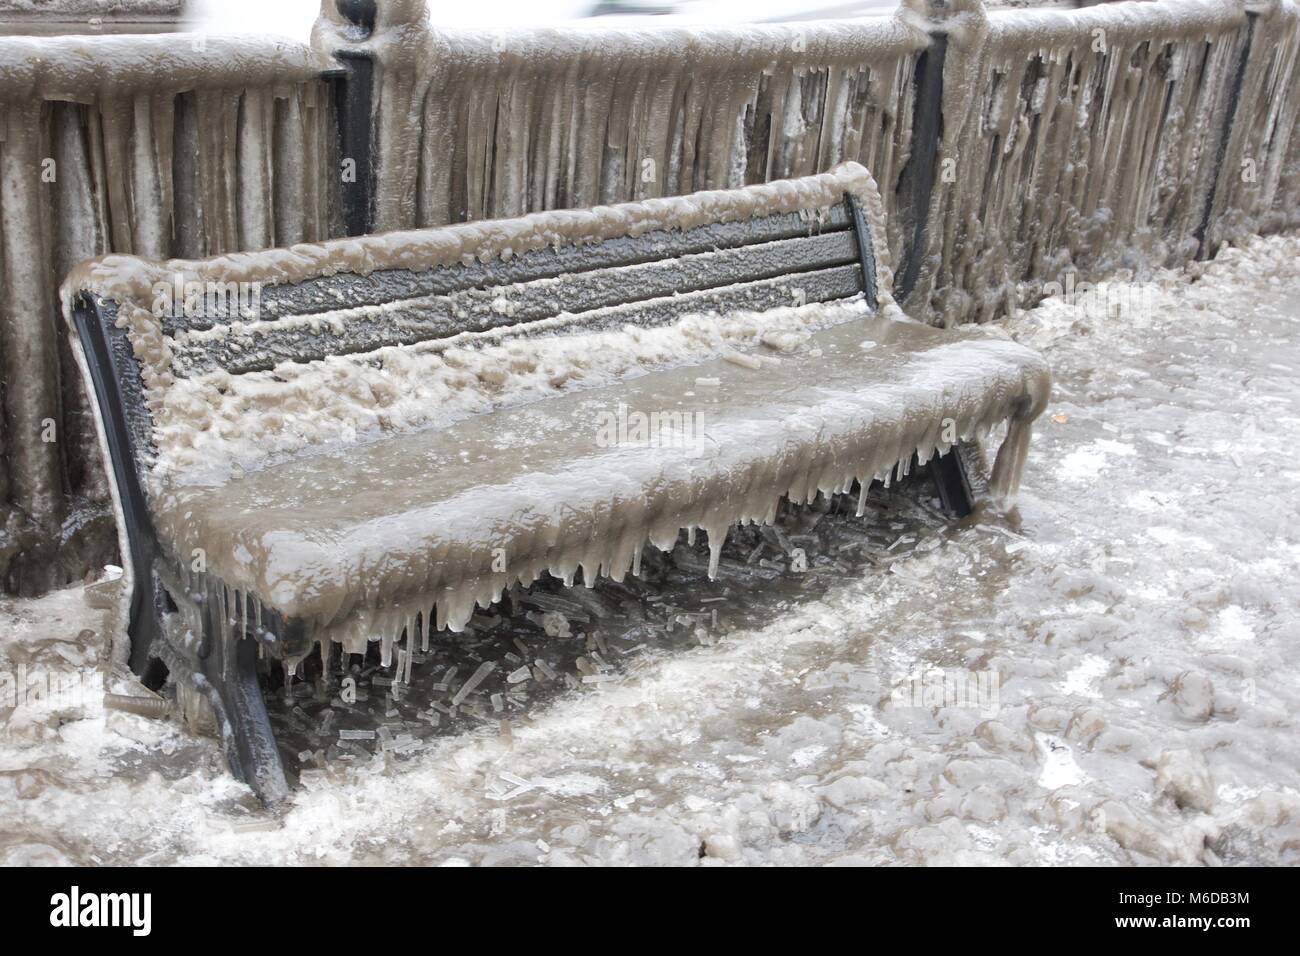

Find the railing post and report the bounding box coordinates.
[1194,1,1262,259]
[313,0,430,236]
[1196,0,1288,258]
[316,0,379,236]
[892,0,988,315]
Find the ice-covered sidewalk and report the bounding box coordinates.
[2,233,1298,865]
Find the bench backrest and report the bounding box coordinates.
[66,162,888,489]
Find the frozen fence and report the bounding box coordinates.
[0,33,337,592]
[314,0,929,262]
[924,0,1300,323]
[1,0,1299,592]
[324,0,1300,311]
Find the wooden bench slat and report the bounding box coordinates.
[162,206,853,334]
[170,233,862,375]
[171,264,863,377]
[523,264,866,344]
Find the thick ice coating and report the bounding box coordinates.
[150,300,875,482]
[0,33,331,102]
[65,162,880,309]
[153,314,1049,659]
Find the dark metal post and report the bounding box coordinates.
[1194,10,1257,260]
[331,0,378,236]
[893,33,947,305]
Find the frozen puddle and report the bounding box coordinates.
[3,234,1300,865]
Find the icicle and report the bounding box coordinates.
[856,479,869,517]
[402,614,415,684]
[219,584,230,638]
[221,585,235,684]
[990,417,1035,504]
[706,524,727,580]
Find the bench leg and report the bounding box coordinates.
[195,608,290,805]
[930,444,974,518]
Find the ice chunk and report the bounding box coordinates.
[451,661,497,706]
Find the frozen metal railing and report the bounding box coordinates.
[1211,1,1300,242]
[0,33,338,593]
[314,0,929,246]
[1,0,1299,594]
[918,0,1300,324]
[324,0,1300,318]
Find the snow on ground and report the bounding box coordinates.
[2,232,1299,865]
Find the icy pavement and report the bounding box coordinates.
[3,232,1299,865]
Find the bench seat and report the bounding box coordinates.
[154,312,1048,651]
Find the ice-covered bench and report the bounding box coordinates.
[63,162,1049,802]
